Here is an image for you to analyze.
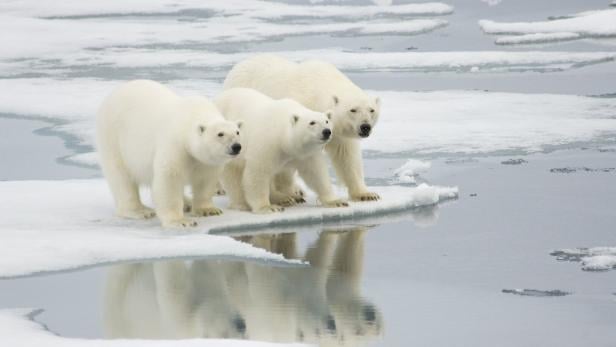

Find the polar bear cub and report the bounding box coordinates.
[224,54,381,202]
[96,80,242,228]
[215,88,347,214]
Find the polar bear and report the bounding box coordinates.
[223,54,381,201]
[215,88,347,213]
[96,80,242,228]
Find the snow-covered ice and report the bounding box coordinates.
[0,0,452,61]
[392,159,431,184]
[551,247,616,271]
[5,49,614,76]
[0,309,306,347]
[0,179,457,279]
[3,79,616,165]
[480,8,616,45]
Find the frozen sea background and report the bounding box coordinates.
[1,0,616,346]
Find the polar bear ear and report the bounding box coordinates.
[325,110,332,120]
[198,125,206,134]
[332,95,339,106]
[236,121,243,129]
[291,114,300,125]
[374,97,381,106]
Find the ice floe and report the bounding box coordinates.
[2,79,616,162]
[0,179,457,279]
[0,309,304,347]
[392,159,431,184]
[479,8,616,45]
[551,247,616,271]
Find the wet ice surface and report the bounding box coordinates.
[2,0,616,346]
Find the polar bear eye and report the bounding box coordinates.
[350,108,357,113]
[370,108,375,113]
[236,131,240,135]
[218,132,224,137]
[309,121,316,125]
[325,120,329,124]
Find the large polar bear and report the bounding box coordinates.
[224,54,381,201]
[215,88,347,213]
[96,80,242,228]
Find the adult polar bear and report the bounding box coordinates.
[223,54,381,201]
[97,80,242,228]
[215,88,347,213]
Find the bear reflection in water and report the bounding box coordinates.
[104,226,383,345]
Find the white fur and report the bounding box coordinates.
[223,54,381,201]
[96,80,241,228]
[215,88,346,214]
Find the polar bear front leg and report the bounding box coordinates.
[296,153,348,208]
[153,168,197,228]
[221,163,250,211]
[243,163,285,214]
[326,139,380,202]
[273,169,306,203]
[191,167,223,217]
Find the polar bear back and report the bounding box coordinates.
[96,80,221,184]
[223,54,364,112]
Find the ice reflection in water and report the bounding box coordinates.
[104,226,383,345]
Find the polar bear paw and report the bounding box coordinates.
[193,206,223,217]
[254,205,285,214]
[118,207,156,219]
[322,199,349,208]
[351,191,381,202]
[163,218,198,228]
[271,194,298,207]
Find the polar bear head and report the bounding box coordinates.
[188,119,243,166]
[329,92,380,139]
[287,106,333,155]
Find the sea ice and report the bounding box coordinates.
[392,159,432,184]
[550,247,616,271]
[0,309,306,347]
[2,79,616,163]
[6,49,615,75]
[0,179,457,279]
[0,1,452,61]
[480,8,616,45]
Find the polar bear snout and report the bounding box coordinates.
[230,143,242,155]
[321,128,332,141]
[359,123,372,138]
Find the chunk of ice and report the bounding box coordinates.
[0,179,457,279]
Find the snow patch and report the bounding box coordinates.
[495,32,581,46]
[0,179,457,279]
[393,159,431,184]
[480,8,616,45]
[0,309,305,347]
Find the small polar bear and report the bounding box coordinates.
[215,88,348,214]
[96,80,242,228]
[223,54,381,202]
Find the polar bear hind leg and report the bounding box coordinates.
[100,150,155,219]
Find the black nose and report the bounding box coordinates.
[360,124,371,134]
[231,143,241,155]
[322,128,331,139]
[233,316,246,334]
[326,315,336,332]
[362,305,377,322]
